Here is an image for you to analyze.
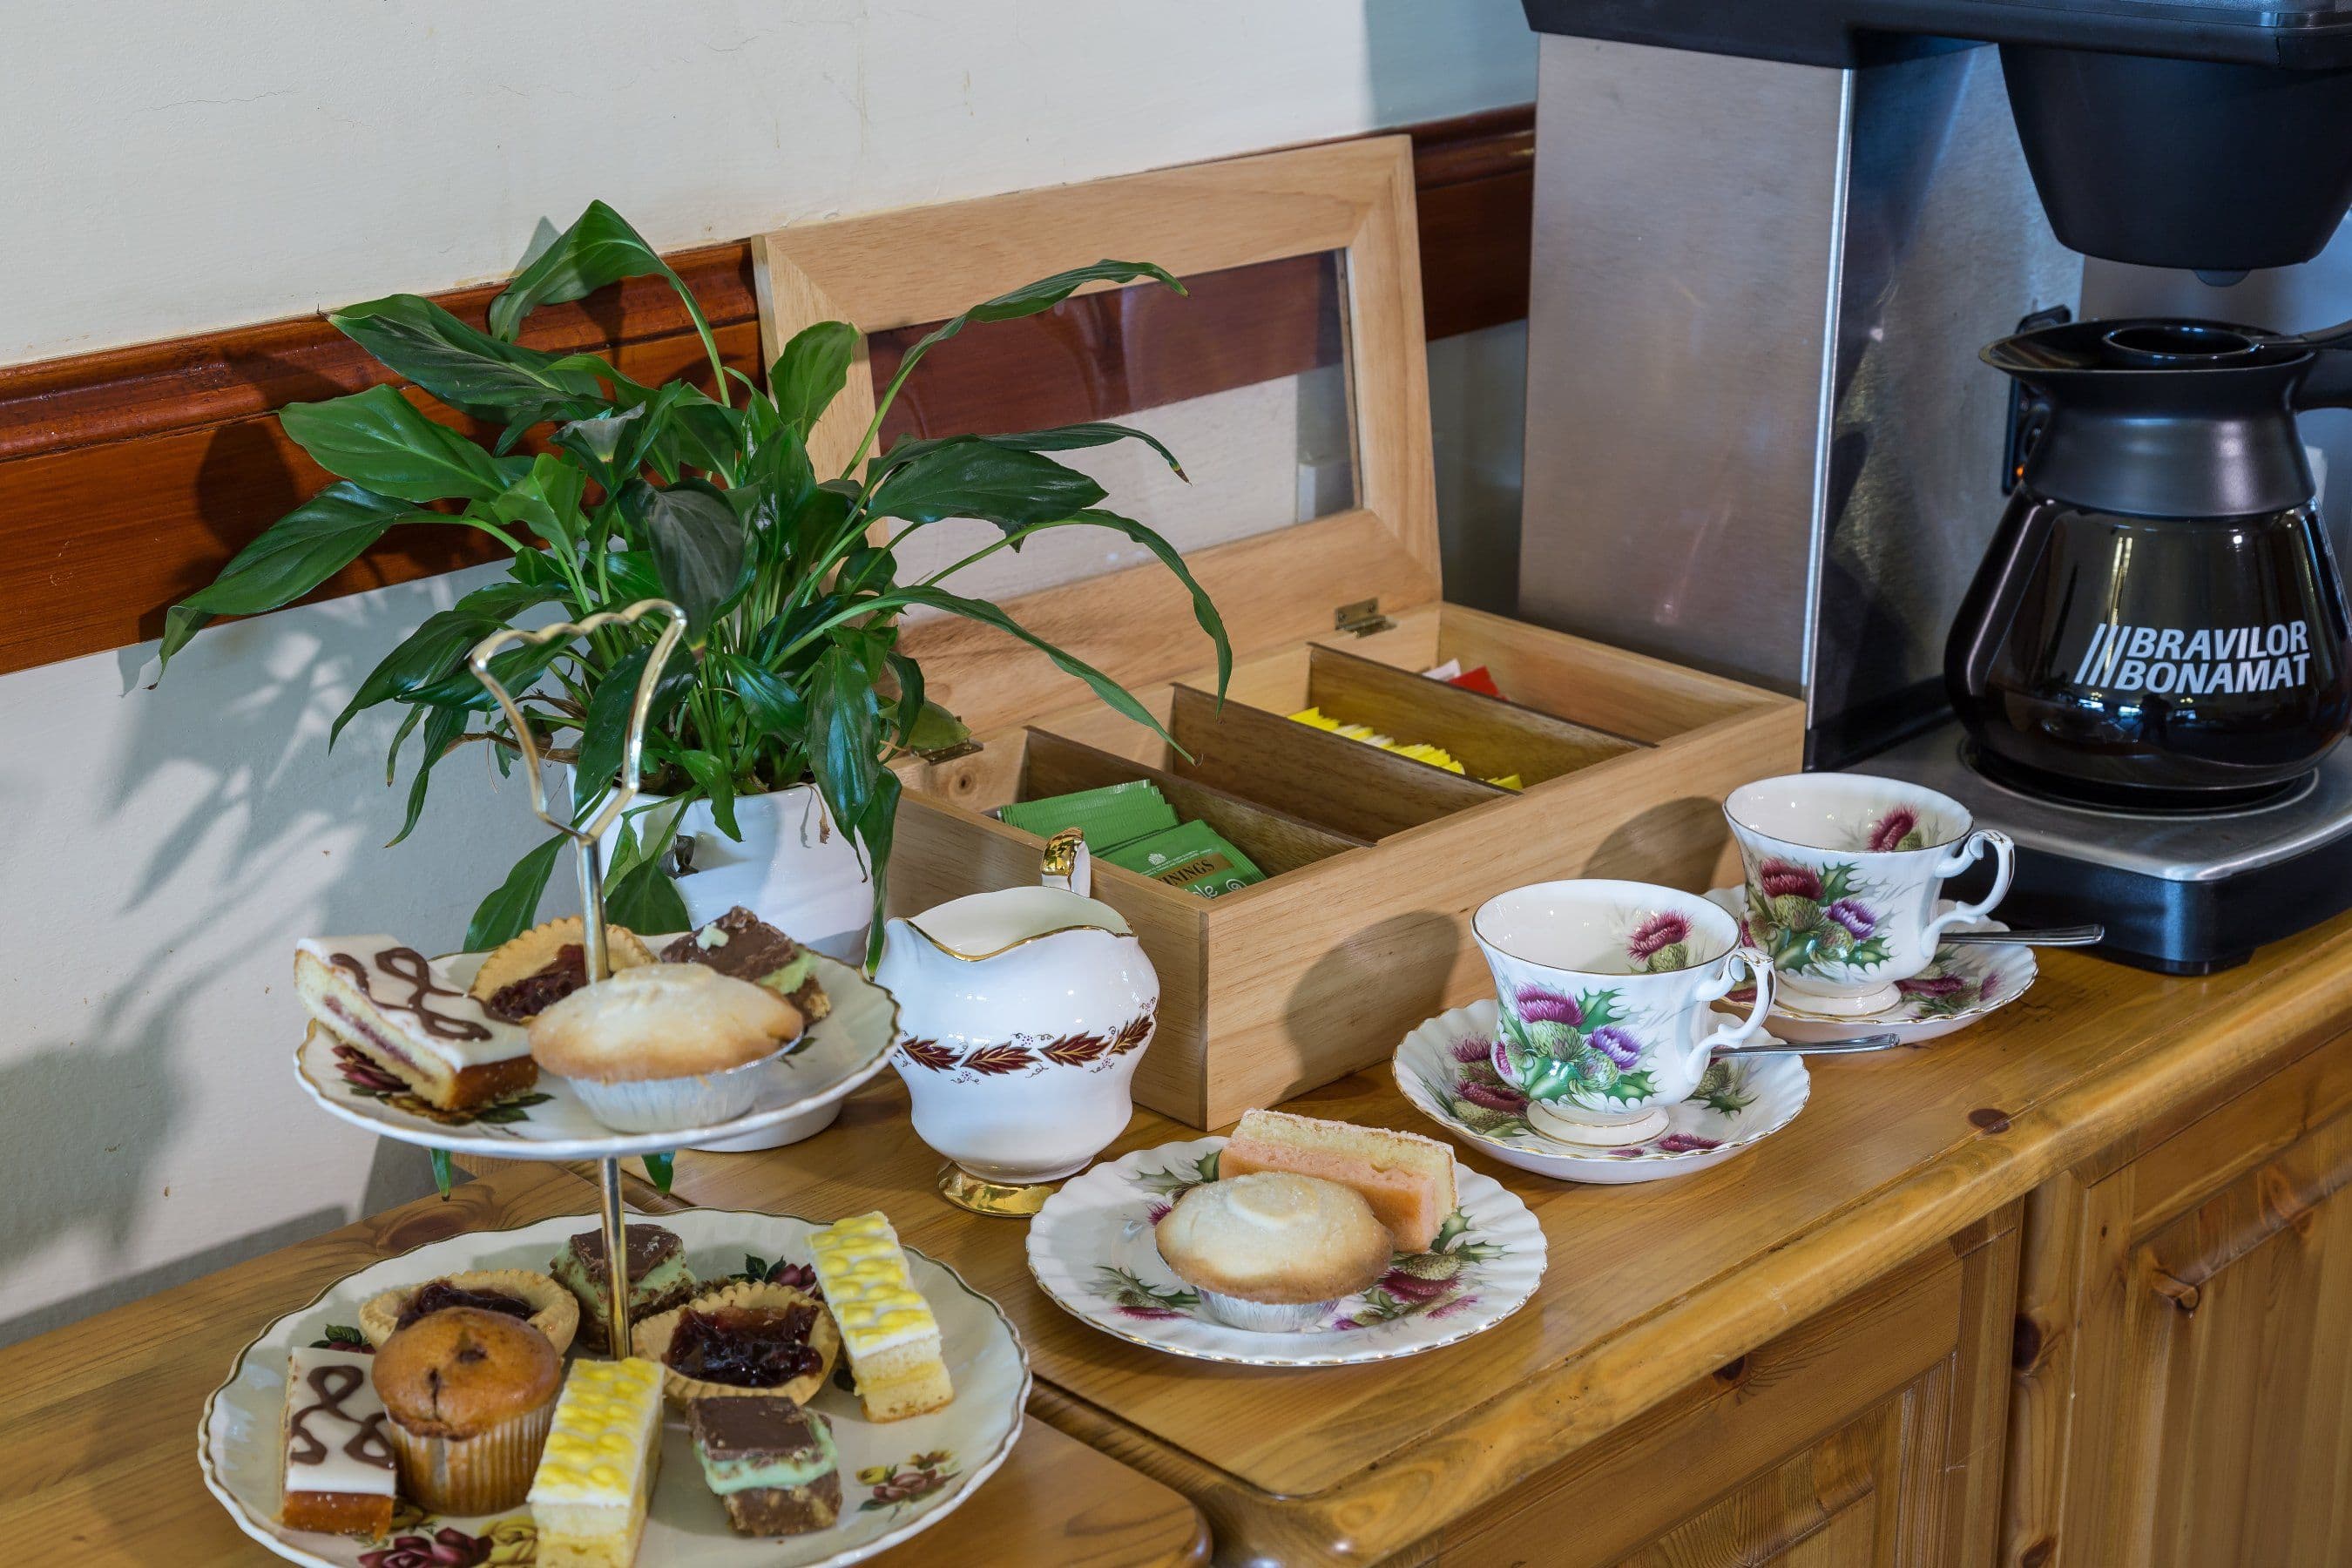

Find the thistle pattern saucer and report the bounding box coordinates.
[1024,1136,1546,1367]
[1704,889,2036,1046]
[1396,999,1810,1184]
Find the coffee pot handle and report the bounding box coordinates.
[1041,827,1092,897]
[1922,830,2017,948]
[2294,319,2352,409]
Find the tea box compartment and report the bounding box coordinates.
[892,600,1798,1126]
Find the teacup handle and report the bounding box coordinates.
[1693,944,1775,1055]
[1041,827,1092,897]
[1922,828,2016,948]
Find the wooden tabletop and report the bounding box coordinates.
[0,1160,1206,1568]
[598,909,2352,1564]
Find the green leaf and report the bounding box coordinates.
[158,483,436,673]
[885,651,925,750]
[388,706,467,847]
[994,508,1230,697]
[880,421,1186,482]
[490,201,681,339]
[729,659,808,740]
[905,700,971,754]
[879,584,1179,753]
[465,834,568,950]
[280,385,519,504]
[771,321,857,437]
[857,768,902,970]
[403,633,572,713]
[807,644,885,874]
[641,1152,675,1193]
[383,703,424,785]
[672,749,740,840]
[573,642,695,815]
[484,453,589,558]
[330,578,563,747]
[328,294,605,424]
[554,405,642,466]
[659,388,746,476]
[860,261,1183,469]
[867,442,1105,531]
[605,851,691,932]
[430,1147,455,1199]
[602,550,668,606]
[623,479,750,636]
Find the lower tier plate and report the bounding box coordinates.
[200,1207,1028,1568]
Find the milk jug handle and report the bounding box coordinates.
[1042,828,1092,897]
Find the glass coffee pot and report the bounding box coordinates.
[1947,316,2352,810]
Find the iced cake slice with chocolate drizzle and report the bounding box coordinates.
[279,1346,395,1537]
[662,906,830,1025]
[294,937,534,1112]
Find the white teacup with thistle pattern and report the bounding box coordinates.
[1724,774,2015,1017]
[1471,880,1774,1147]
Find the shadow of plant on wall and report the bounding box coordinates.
[0,567,545,1348]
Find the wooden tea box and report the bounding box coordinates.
[754,139,1801,1128]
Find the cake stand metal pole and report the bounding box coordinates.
[467,598,685,1367]
[598,1154,632,1356]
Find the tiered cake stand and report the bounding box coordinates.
[206,601,1029,1566]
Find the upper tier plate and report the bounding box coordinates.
[294,948,896,1159]
[200,1206,1026,1568]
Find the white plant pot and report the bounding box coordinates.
[553,769,875,1154]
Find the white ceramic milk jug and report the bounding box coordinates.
[875,830,1159,1213]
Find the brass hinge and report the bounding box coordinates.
[1335,598,1394,638]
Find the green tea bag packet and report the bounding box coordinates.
[997,780,1178,853]
[1099,820,1266,897]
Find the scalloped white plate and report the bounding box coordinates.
[1394,998,1810,1185]
[1025,1136,1545,1367]
[294,950,896,1160]
[200,1207,1026,1568]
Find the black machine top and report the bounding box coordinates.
[1521,0,2352,68]
[1523,0,2352,269]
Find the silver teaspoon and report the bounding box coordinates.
[1713,1032,1906,1058]
[1938,923,2103,948]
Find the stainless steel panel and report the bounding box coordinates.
[1518,36,1848,697]
[1813,49,2080,751]
[1517,37,2080,756]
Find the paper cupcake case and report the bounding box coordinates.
[1026,1135,1547,1368]
[200,1208,1030,1568]
[293,950,898,1160]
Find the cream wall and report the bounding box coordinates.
[0,1,1534,1343]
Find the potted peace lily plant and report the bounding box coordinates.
[160,201,1230,970]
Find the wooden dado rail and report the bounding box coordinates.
[0,106,1533,680]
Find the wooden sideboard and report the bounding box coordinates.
[583,910,2352,1566]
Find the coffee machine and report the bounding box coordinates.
[1516,0,2352,971]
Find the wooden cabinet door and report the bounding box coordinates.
[2004,1029,2352,1567]
[1433,1213,2017,1567]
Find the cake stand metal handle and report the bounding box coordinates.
[468,596,686,1358]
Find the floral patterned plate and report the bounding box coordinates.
[200,1206,1028,1568]
[294,950,897,1160]
[1024,1136,1546,1367]
[1703,889,2036,1046]
[1394,999,1811,1185]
